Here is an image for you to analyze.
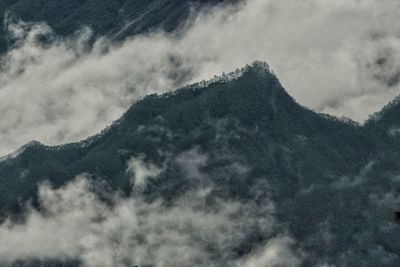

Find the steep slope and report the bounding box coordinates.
[0,0,233,53]
[1,62,400,266]
[365,97,400,139]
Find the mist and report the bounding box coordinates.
[1,0,400,155]
[0,155,302,266]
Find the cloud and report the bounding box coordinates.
[175,147,208,180]
[331,161,375,189]
[127,156,162,189]
[2,0,400,155]
[238,236,302,267]
[0,171,298,266]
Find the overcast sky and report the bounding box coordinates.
[1,0,400,155]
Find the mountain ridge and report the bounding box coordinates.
[0,60,376,209]
[1,60,400,266]
[0,60,375,160]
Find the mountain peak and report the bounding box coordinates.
[245,60,272,72]
[0,59,393,267]
[182,60,275,93]
[119,60,306,138]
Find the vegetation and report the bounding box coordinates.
[2,62,400,265]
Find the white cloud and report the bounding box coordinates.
[176,147,208,180]
[331,161,375,189]
[238,236,302,267]
[2,0,400,155]
[0,174,293,267]
[127,156,162,189]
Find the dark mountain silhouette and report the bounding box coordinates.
[2,61,400,266]
[0,0,234,53]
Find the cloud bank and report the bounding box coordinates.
[0,163,301,266]
[1,0,400,155]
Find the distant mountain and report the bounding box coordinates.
[2,61,400,266]
[0,0,233,53]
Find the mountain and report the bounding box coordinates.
[1,61,400,266]
[0,0,233,53]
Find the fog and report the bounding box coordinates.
[0,154,302,266]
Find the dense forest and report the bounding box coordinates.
[1,62,400,266]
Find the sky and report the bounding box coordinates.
[1,0,400,155]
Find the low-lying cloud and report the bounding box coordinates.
[2,0,400,155]
[0,173,300,266]
[127,156,163,190]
